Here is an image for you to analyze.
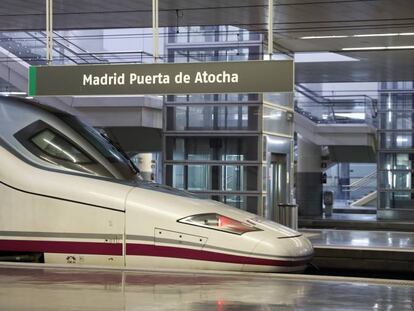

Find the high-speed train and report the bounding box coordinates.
[0,96,313,272]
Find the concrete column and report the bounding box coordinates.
[297,135,322,217]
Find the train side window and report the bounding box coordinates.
[15,120,114,178]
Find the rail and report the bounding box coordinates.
[0,31,152,65]
[342,170,377,196]
[295,84,378,125]
[342,170,377,191]
[51,31,106,64]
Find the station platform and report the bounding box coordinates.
[299,213,414,231]
[304,229,414,274]
[0,263,413,310]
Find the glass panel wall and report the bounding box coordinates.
[166,136,259,162]
[263,93,294,110]
[378,82,414,219]
[379,132,414,149]
[166,94,258,104]
[169,26,261,44]
[165,164,259,192]
[166,105,259,131]
[164,25,293,217]
[220,196,259,213]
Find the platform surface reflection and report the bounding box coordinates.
[0,265,413,310]
[306,229,414,250]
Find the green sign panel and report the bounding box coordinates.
[28,60,294,96]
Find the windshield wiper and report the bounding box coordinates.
[99,133,141,176]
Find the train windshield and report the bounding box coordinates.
[58,114,141,182]
[58,115,198,197]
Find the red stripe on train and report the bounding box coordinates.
[0,239,122,256]
[0,240,309,267]
[127,243,309,267]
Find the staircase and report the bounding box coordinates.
[342,170,377,207]
[323,165,377,211]
[351,191,377,207]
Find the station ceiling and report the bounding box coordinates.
[1,0,414,83]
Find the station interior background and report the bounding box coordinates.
[1,1,413,224]
[1,0,414,269]
[1,2,414,310]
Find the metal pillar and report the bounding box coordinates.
[152,0,159,62]
[46,0,53,65]
[268,0,273,57]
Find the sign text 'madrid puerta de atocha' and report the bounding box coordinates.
[28,60,294,96]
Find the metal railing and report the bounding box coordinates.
[323,168,377,205]
[342,170,377,191]
[295,84,378,125]
[342,171,377,200]
[0,31,152,65]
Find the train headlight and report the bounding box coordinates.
[178,213,261,235]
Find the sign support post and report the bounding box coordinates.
[152,0,159,63]
[268,0,273,57]
[46,0,53,65]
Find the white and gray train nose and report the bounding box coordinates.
[243,233,314,272]
[253,234,313,257]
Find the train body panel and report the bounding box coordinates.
[0,146,126,266]
[0,96,313,272]
[0,145,130,212]
[125,187,312,272]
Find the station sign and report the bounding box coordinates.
[28,60,293,96]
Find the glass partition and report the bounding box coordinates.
[165,136,259,162]
[166,105,259,131]
[380,111,413,130]
[379,171,412,190]
[263,93,294,109]
[378,84,414,218]
[165,164,259,191]
[379,132,414,149]
[379,191,414,209]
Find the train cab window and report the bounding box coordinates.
[31,129,92,164]
[15,120,114,178]
[57,115,141,182]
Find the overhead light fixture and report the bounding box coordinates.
[0,91,27,96]
[300,35,349,39]
[295,52,359,62]
[342,46,414,51]
[388,45,414,49]
[300,32,414,39]
[353,33,399,37]
[342,46,386,51]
